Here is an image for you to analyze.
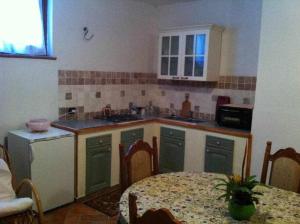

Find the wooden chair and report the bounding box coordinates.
[0,144,44,224]
[128,193,182,224]
[260,141,300,193]
[119,137,159,193]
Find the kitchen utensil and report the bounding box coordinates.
[103,104,112,118]
[180,95,191,118]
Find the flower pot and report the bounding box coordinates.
[228,200,256,220]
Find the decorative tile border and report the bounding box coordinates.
[58,70,256,91]
[58,70,157,85]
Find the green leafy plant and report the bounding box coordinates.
[215,175,263,205]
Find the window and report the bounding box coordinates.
[0,0,53,58]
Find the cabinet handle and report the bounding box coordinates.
[181,77,189,80]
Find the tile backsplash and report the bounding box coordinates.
[58,70,256,120]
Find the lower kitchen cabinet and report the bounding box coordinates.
[86,134,112,195]
[121,128,144,153]
[204,135,234,175]
[75,122,248,198]
[159,127,185,173]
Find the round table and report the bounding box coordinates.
[119,172,300,224]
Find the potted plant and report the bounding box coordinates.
[215,174,263,220]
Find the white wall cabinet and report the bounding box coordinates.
[158,25,223,81]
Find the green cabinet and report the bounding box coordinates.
[121,128,144,153]
[86,134,112,194]
[159,127,185,173]
[204,135,234,175]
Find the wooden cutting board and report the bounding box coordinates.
[180,100,191,118]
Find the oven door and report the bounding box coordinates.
[217,108,243,129]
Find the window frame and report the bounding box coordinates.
[0,0,56,60]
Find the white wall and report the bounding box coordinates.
[0,0,158,143]
[0,0,263,145]
[54,0,157,71]
[251,0,300,177]
[157,0,262,76]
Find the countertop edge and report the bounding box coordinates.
[51,118,252,138]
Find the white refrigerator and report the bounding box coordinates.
[8,127,75,211]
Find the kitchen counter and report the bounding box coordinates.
[52,117,251,138]
[55,116,253,198]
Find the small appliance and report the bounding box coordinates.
[216,104,253,130]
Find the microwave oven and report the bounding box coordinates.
[216,104,253,130]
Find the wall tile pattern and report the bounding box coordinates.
[58,70,157,85]
[58,70,256,121]
[58,70,256,91]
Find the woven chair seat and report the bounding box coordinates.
[0,145,44,224]
[0,159,34,218]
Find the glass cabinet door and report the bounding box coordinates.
[184,33,206,77]
[160,35,180,77]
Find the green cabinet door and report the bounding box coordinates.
[159,127,185,173]
[121,128,144,153]
[204,135,234,175]
[86,135,112,195]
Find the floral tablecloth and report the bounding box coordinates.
[119,172,300,224]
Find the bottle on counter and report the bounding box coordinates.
[129,102,137,115]
[170,103,176,117]
[145,101,154,116]
[103,104,112,118]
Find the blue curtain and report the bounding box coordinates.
[0,0,46,55]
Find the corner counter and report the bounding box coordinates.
[52,117,252,199]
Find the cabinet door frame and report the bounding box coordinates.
[180,30,210,81]
[204,147,233,175]
[85,135,112,195]
[159,127,185,173]
[120,128,144,154]
[159,137,185,173]
[86,148,112,194]
[158,31,183,80]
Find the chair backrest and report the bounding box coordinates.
[129,193,182,224]
[0,145,44,224]
[261,141,300,193]
[119,137,159,192]
[0,144,11,169]
[0,144,16,190]
[0,158,16,201]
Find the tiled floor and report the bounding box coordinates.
[44,202,118,224]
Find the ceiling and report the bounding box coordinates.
[132,0,199,7]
